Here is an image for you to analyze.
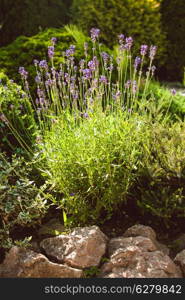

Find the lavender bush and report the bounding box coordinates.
[1,28,183,228]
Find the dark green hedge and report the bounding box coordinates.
[0,27,89,88]
[71,0,167,67]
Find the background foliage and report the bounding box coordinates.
[0,0,71,46]
[71,0,167,69]
[160,0,185,81]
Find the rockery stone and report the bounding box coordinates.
[40,225,108,268]
[0,246,83,278]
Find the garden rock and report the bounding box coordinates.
[40,225,108,269]
[100,246,182,278]
[174,250,185,276]
[108,236,157,256]
[123,224,157,240]
[100,229,182,278]
[123,224,169,255]
[0,246,83,278]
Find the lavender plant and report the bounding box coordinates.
[1,28,179,226]
[15,28,158,134]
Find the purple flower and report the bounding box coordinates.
[99,75,108,84]
[90,28,100,42]
[125,80,131,89]
[51,37,57,45]
[88,56,99,71]
[64,73,70,83]
[37,88,45,99]
[48,46,54,59]
[18,67,28,79]
[140,45,148,56]
[101,52,109,63]
[39,60,48,69]
[125,37,133,50]
[65,45,76,57]
[149,46,157,60]
[45,79,53,87]
[83,112,89,118]
[171,88,176,96]
[118,34,125,44]
[113,90,121,100]
[134,56,141,70]
[35,75,41,84]
[82,69,92,80]
[88,60,96,71]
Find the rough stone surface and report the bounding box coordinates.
[100,246,182,278]
[108,236,157,257]
[123,224,157,240]
[0,246,83,278]
[40,225,108,269]
[174,250,185,276]
[122,224,169,255]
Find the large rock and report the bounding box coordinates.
[123,224,169,255]
[100,246,182,278]
[100,229,182,278]
[0,246,83,278]
[40,226,108,269]
[123,224,157,240]
[108,236,157,256]
[174,250,185,276]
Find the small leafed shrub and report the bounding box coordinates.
[134,121,185,226]
[0,153,49,249]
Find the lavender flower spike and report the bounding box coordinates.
[82,68,92,80]
[18,67,28,79]
[51,37,57,45]
[48,46,55,59]
[140,45,148,56]
[149,46,157,60]
[39,60,48,69]
[171,88,176,96]
[134,57,141,70]
[90,28,100,42]
[118,34,125,44]
[101,52,109,63]
[99,75,108,84]
[125,37,133,50]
